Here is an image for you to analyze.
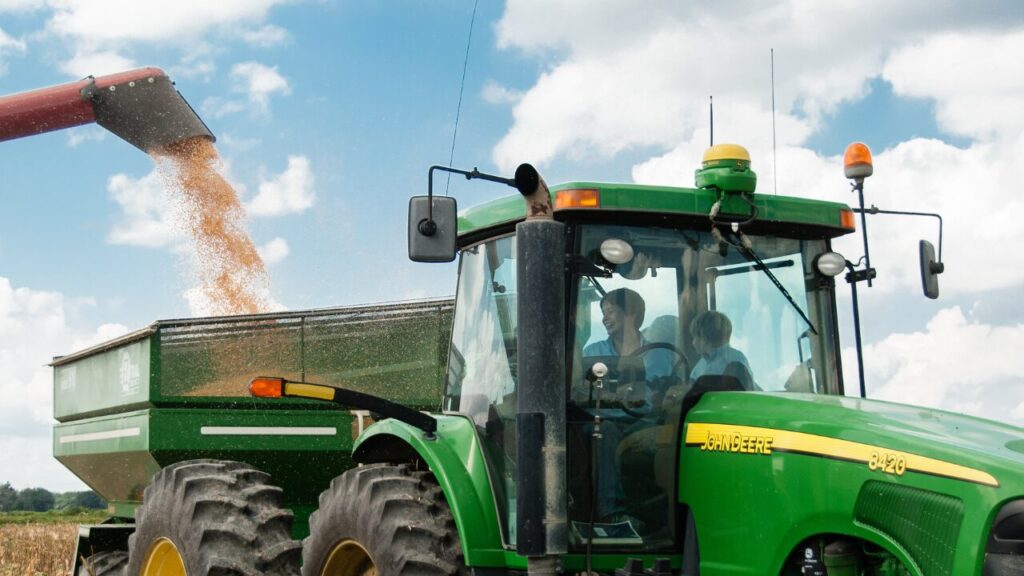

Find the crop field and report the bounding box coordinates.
[0,512,106,576]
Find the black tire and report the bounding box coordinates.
[125,459,301,576]
[302,463,467,576]
[79,550,128,576]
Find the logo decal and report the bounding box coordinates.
[119,351,141,396]
[686,422,998,487]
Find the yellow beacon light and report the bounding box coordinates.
[844,142,873,180]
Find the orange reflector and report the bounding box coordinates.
[843,142,873,179]
[840,209,856,230]
[250,377,285,398]
[554,189,600,209]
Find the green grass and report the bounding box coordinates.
[0,509,107,526]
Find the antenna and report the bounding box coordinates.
[771,48,777,195]
[709,95,714,146]
[444,0,480,196]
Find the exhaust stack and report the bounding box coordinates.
[0,67,214,152]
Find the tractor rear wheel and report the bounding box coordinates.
[78,550,128,576]
[302,463,466,576]
[125,459,301,576]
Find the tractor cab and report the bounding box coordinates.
[436,145,854,556]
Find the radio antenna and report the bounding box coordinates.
[444,0,480,196]
[771,48,778,195]
[709,95,714,146]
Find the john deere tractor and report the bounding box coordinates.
[50,142,1023,575]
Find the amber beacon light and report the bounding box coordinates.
[843,142,873,181]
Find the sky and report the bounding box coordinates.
[1,1,1022,491]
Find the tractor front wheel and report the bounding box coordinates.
[125,459,301,576]
[302,463,466,576]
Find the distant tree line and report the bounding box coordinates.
[0,482,105,512]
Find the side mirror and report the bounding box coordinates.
[408,195,457,262]
[919,239,944,299]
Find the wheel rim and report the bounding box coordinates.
[141,538,186,576]
[320,539,376,576]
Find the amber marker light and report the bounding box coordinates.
[554,188,600,209]
[843,142,873,180]
[840,209,856,230]
[249,376,285,398]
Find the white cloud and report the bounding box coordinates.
[202,61,290,118]
[247,155,315,217]
[168,46,216,81]
[0,276,118,491]
[883,31,1024,140]
[851,307,1024,426]
[0,26,26,75]
[257,237,290,265]
[66,126,107,147]
[0,0,42,9]
[219,133,262,151]
[233,24,289,48]
[482,80,523,105]
[59,48,136,77]
[46,0,289,44]
[490,1,1023,172]
[106,168,181,248]
[232,61,290,111]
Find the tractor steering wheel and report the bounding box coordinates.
[618,342,690,419]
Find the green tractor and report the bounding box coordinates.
[58,144,1023,576]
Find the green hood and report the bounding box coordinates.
[687,391,1024,490]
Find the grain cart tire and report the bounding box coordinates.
[302,463,467,576]
[125,459,301,576]
[79,550,128,576]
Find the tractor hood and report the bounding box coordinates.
[686,391,1024,490]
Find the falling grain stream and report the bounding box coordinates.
[152,137,271,316]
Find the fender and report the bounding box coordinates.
[352,414,507,566]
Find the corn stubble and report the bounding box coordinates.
[152,137,270,316]
[0,523,75,576]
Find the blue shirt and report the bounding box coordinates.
[583,336,674,380]
[690,345,752,385]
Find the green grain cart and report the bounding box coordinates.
[57,145,1023,576]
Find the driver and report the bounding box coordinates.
[583,288,674,406]
[576,288,674,529]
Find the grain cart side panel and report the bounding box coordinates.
[53,329,153,422]
[53,411,157,510]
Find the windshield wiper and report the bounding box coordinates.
[725,230,818,335]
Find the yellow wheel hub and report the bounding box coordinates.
[142,538,186,576]
[320,539,376,576]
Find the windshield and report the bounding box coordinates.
[567,223,841,550]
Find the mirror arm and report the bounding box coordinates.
[853,206,944,264]
[424,165,516,235]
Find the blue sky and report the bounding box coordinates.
[1,1,1023,490]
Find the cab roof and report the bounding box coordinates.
[457,181,854,240]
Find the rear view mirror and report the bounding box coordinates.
[408,196,457,262]
[919,240,944,299]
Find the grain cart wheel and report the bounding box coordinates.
[302,463,467,576]
[79,550,128,576]
[125,459,301,576]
